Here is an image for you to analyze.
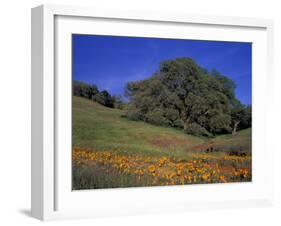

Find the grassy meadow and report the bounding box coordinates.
[72,96,251,189]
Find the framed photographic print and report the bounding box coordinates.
[31,4,274,221]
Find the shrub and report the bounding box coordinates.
[92,90,114,108]
[145,109,169,126]
[184,123,212,137]
[125,107,144,121]
[73,80,99,99]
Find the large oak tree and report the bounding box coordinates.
[125,58,251,136]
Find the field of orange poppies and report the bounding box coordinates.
[72,147,251,189]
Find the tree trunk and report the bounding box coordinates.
[232,121,240,134]
[183,122,188,131]
[181,117,189,131]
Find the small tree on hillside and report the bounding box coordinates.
[73,81,99,99]
[231,102,251,134]
[93,90,115,108]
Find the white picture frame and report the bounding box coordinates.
[31,4,274,221]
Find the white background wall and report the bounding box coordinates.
[0,0,280,225]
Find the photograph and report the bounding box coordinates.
[71,34,252,190]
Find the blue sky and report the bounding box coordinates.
[73,35,252,105]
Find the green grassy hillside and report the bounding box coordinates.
[72,96,251,159]
[72,96,251,189]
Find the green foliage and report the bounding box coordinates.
[92,90,115,108]
[241,105,252,128]
[184,122,211,137]
[230,102,252,133]
[208,114,231,134]
[73,80,125,109]
[210,69,236,102]
[73,80,99,99]
[145,108,169,126]
[125,58,251,136]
